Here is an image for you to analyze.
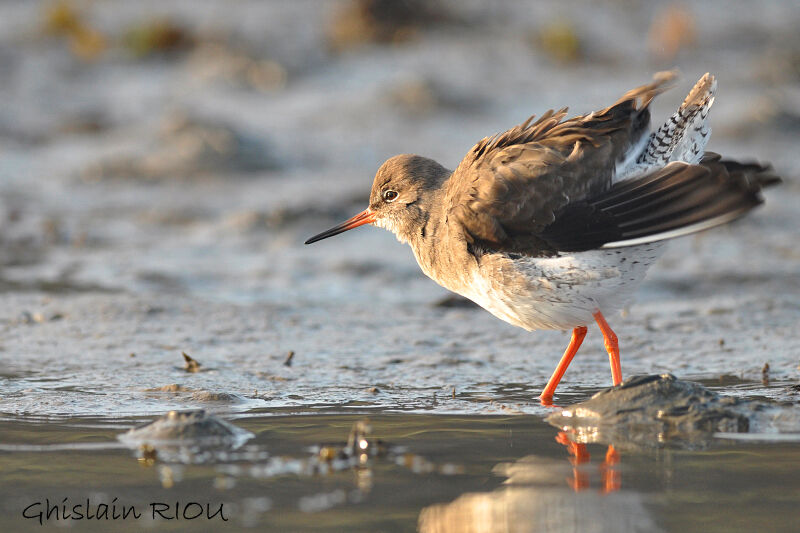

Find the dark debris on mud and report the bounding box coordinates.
[182,351,202,373]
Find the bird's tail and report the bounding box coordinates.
[636,73,717,168]
[542,72,780,252]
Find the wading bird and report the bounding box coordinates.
[306,72,778,403]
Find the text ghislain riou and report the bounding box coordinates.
[23,498,228,525]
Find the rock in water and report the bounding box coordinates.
[118,410,253,462]
[546,374,762,450]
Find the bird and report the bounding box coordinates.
[305,72,779,403]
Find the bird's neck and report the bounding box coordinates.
[404,187,444,251]
[406,191,476,295]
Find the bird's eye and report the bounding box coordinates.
[382,190,398,202]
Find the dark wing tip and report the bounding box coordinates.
[539,156,781,251]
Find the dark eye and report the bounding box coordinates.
[382,190,398,202]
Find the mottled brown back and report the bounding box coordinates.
[444,72,678,255]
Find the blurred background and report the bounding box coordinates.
[2,3,800,530]
[0,0,799,416]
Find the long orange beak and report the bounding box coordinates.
[304,208,376,244]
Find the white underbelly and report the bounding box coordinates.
[459,244,666,331]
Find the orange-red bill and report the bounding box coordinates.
[304,208,376,244]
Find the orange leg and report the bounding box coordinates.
[540,326,588,403]
[593,311,622,386]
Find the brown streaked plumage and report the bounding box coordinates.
[446,71,677,253]
[305,72,780,403]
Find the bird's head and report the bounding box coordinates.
[305,154,450,245]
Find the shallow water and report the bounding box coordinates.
[2,411,800,532]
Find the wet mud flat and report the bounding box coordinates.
[2,407,800,533]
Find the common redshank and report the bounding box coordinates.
[305,72,779,402]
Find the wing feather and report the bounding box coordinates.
[445,72,678,255]
[538,153,780,251]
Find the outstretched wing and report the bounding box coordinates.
[538,152,780,251]
[444,72,677,256]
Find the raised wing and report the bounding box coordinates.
[538,152,780,251]
[444,72,677,255]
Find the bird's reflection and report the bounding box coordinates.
[555,431,620,493]
[542,394,621,493]
[417,431,651,533]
